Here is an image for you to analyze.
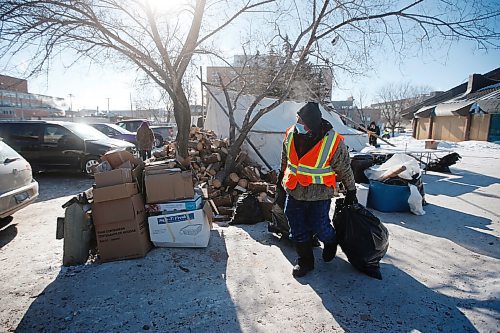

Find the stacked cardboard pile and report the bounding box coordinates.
[92,152,151,262]
[143,160,213,248]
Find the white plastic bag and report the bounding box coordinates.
[408,184,425,215]
[364,153,421,181]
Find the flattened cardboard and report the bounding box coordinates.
[148,202,212,248]
[95,212,151,262]
[94,168,133,188]
[93,182,139,203]
[145,170,194,203]
[93,193,145,225]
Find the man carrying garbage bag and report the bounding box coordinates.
[280,102,357,278]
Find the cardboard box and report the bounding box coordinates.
[145,193,203,215]
[95,168,133,188]
[101,149,138,169]
[145,170,194,203]
[95,212,151,262]
[148,202,213,248]
[424,139,439,150]
[93,193,145,225]
[93,182,139,203]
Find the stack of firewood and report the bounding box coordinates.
[153,127,278,221]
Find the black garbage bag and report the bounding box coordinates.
[268,203,290,238]
[230,192,265,225]
[333,198,389,280]
[267,176,289,236]
[425,152,462,173]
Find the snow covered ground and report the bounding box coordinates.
[0,137,498,332]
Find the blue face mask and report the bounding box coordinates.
[295,123,308,134]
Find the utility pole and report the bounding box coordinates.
[200,66,204,128]
[68,93,73,112]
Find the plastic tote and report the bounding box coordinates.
[368,180,410,212]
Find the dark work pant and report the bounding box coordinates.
[140,150,152,161]
[284,195,336,243]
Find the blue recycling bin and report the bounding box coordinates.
[368,180,410,212]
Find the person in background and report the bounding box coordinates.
[382,127,391,139]
[280,102,357,278]
[136,121,155,161]
[367,121,380,146]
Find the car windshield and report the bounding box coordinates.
[63,123,109,140]
[0,141,22,163]
[105,123,133,134]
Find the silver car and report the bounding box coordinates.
[0,139,39,219]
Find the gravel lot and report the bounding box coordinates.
[0,149,498,332]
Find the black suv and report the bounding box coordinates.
[0,120,135,175]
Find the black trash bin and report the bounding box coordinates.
[350,153,374,184]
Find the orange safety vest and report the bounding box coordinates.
[283,126,343,189]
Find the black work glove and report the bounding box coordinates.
[344,189,358,206]
[277,170,285,187]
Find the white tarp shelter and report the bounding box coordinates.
[204,89,368,170]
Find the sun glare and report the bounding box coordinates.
[145,0,187,13]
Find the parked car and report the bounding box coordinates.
[0,121,135,176]
[150,125,177,147]
[116,119,177,148]
[0,139,39,219]
[115,119,148,133]
[89,123,137,145]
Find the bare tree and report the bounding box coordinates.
[206,0,498,176]
[1,0,498,165]
[0,0,273,157]
[376,82,433,136]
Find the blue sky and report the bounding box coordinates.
[21,41,497,111]
[2,0,498,111]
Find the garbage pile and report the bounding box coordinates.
[364,153,426,215]
[59,127,279,265]
[152,127,277,222]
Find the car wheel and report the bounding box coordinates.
[154,135,163,148]
[83,157,100,176]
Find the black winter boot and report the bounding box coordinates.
[292,241,314,278]
[322,241,338,262]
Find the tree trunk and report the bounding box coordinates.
[222,125,251,180]
[173,86,191,158]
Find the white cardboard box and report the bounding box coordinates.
[145,194,203,215]
[148,202,212,248]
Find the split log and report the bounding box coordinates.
[212,179,222,189]
[196,142,204,151]
[211,194,233,207]
[248,181,268,193]
[237,178,248,189]
[241,166,261,182]
[208,169,217,177]
[202,153,221,164]
[226,173,240,187]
